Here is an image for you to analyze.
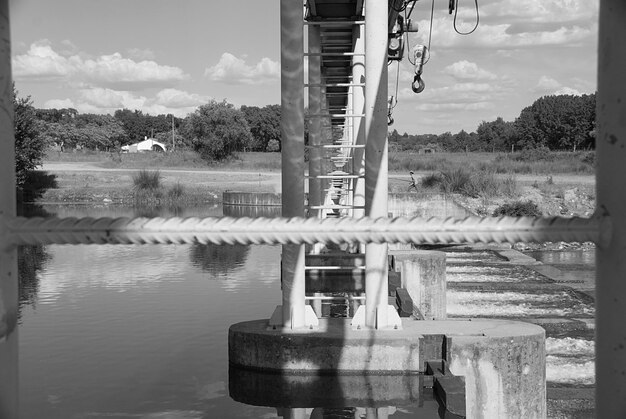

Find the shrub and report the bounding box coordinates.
[167,182,185,200]
[466,170,500,198]
[440,168,472,195]
[133,170,162,191]
[420,172,442,189]
[492,200,542,217]
[266,139,280,152]
[517,146,554,162]
[580,151,595,166]
[500,176,518,197]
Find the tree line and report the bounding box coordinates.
[33,101,283,157]
[390,93,596,153]
[14,86,597,187]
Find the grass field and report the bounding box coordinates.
[388,150,595,175]
[44,149,282,171]
[45,149,594,176]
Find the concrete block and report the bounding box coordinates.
[449,328,546,418]
[229,318,545,418]
[391,250,447,320]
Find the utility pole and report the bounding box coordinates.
[171,114,175,152]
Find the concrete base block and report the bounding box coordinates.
[268,305,320,329]
[229,317,546,418]
[350,304,402,330]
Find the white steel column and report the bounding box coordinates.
[274,0,315,329]
[0,0,18,416]
[352,27,366,219]
[308,25,323,218]
[359,0,400,329]
[596,0,626,415]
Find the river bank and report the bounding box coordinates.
[31,160,595,217]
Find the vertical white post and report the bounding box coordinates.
[596,0,626,415]
[280,0,306,328]
[308,25,323,219]
[352,27,366,220]
[364,0,391,328]
[0,0,18,416]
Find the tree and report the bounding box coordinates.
[241,104,281,151]
[14,85,46,187]
[114,109,150,144]
[74,114,126,150]
[513,94,596,151]
[182,100,252,161]
[476,117,516,152]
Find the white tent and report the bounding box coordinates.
[121,138,167,153]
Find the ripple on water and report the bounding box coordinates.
[445,251,504,264]
[546,337,595,385]
[446,265,550,283]
[447,290,595,317]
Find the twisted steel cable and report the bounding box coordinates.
[3,214,609,247]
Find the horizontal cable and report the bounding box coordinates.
[4,215,609,247]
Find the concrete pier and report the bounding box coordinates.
[390,250,447,320]
[229,318,545,418]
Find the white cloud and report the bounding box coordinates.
[399,82,496,103]
[554,86,582,96]
[204,53,279,84]
[43,98,75,109]
[480,0,598,24]
[154,88,210,108]
[126,47,156,61]
[42,87,209,118]
[533,75,581,96]
[442,60,497,81]
[80,53,187,89]
[78,87,147,109]
[534,76,561,92]
[13,41,188,89]
[411,14,596,50]
[415,102,494,112]
[13,42,74,79]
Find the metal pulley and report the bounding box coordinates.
[412,74,425,93]
[411,45,428,94]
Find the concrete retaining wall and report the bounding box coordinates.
[388,193,470,218]
[222,191,282,206]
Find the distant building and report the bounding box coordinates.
[121,137,167,153]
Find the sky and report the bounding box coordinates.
[10,0,598,135]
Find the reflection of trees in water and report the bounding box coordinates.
[17,173,59,316]
[17,245,51,315]
[189,243,249,278]
[134,205,184,218]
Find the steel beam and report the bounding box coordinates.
[361,0,398,329]
[0,0,18,416]
[279,0,308,329]
[352,25,366,219]
[596,0,626,416]
[308,24,323,218]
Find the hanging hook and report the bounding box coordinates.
[412,74,425,93]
